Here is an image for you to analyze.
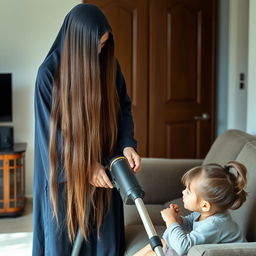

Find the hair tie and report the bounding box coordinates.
[224,165,230,173]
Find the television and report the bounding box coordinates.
[0,73,12,122]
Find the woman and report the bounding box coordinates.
[33,4,141,256]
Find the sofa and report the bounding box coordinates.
[124,129,256,256]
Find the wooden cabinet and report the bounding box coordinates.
[84,0,216,158]
[0,143,26,216]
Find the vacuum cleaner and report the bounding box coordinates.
[71,156,165,256]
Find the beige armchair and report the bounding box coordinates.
[124,129,256,256]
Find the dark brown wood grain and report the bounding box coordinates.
[84,0,217,158]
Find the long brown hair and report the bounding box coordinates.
[49,21,119,242]
[182,161,247,211]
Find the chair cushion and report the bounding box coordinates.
[188,242,256,256]
[125,225,165,256]
[230,141,256,242]
[137,159,203,204]
[204,130,256,165]
[124,204,164,226]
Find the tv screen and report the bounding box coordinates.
[0,73,12,122]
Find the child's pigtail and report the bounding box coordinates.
[225,161,247,210]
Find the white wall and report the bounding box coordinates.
[218,0,256,136]
[227,0,249,131]
[0,0,80,197]
[216,0,229,135]
[247,0,256,135]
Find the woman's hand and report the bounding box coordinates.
[90,162,113,188]
[161,204,181,227]
[123,147,141,173]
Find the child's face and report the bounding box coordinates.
[182,178,201,212]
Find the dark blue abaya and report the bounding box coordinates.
[32,4,137,256]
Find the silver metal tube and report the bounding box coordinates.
[135,198,165,256]
[154,246,165,256]
[71,229,83,256]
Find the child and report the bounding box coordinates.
[134,161,247,256]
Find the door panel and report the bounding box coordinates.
[84,0,216,158]
[166,122,196,158]
[166,5,199,102]
[84,0,148,156]
[149,0,216,158]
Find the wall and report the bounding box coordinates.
[247,0,256,135]
[227,0,249,131]
[216,0,229,135]
[218,0,256,136]
[0,0,80,197]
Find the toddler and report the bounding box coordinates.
[134,161,247,256]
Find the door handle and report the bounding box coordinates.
[194,112,210,120]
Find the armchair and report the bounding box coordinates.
[124,130,256,256]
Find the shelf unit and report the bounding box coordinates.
[0,143,26,216]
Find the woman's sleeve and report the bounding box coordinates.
[115,60,137,154]
[34,67,64,183]
[34,67,52,180]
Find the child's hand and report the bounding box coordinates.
[170,203,180,214]
[161,204,181,227]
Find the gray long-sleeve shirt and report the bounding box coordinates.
[163,212,246,256]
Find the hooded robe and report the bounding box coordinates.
[32,4,137,256]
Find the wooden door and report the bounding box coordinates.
[149,0,216,158]
[84,0,149,156]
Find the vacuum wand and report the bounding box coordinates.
[108,156,165,256]
[72,156,165,256]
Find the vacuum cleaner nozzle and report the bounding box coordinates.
[108,156,145,204]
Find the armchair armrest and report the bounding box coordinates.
[188,242,256,256]
[136,158,203,204]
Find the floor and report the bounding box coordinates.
[0,198,33,234]
[0,199,33,255]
